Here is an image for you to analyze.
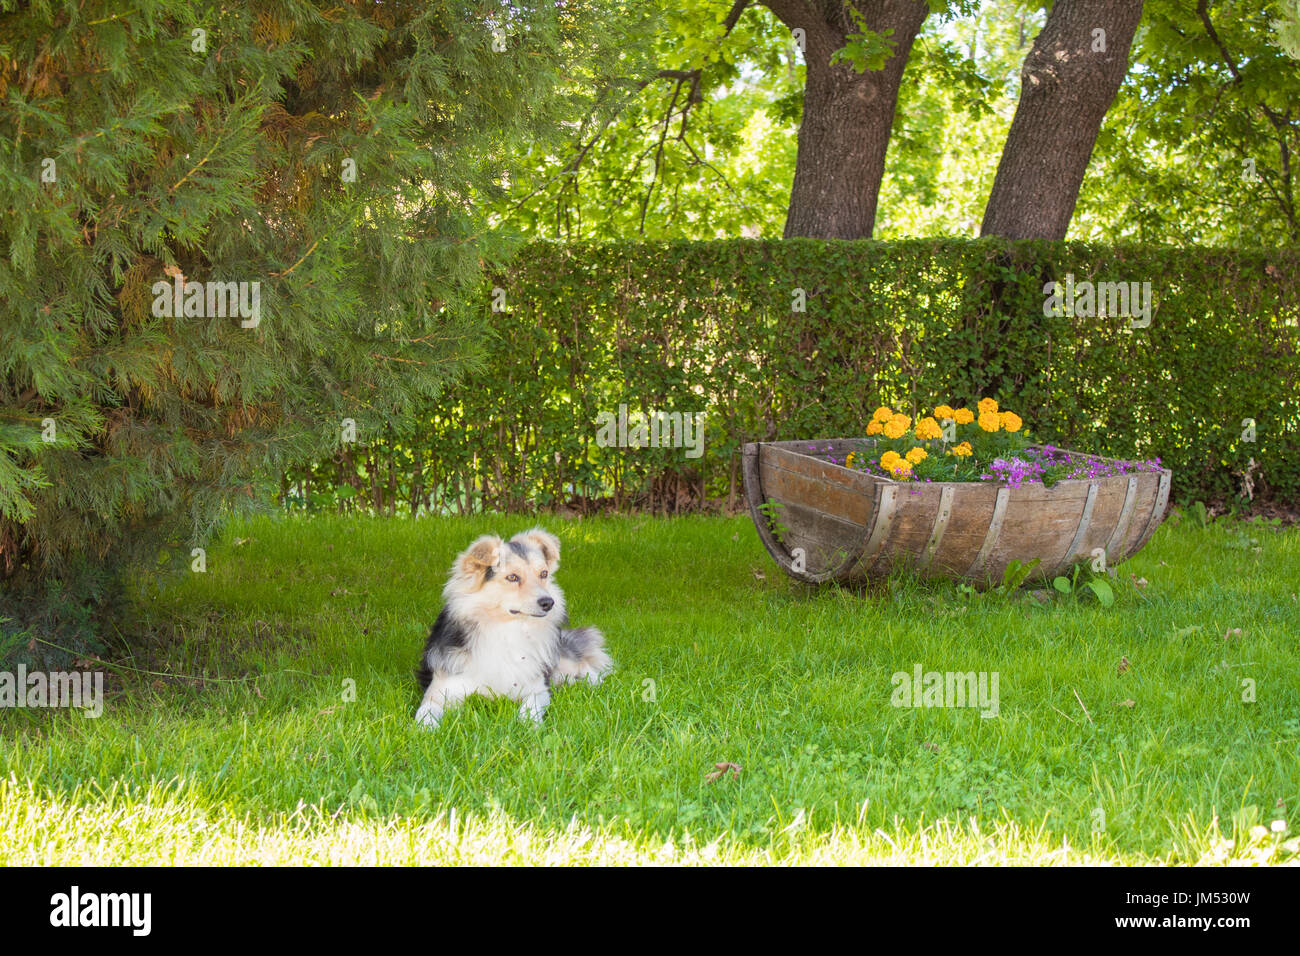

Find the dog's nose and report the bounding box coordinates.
[537,596,554,612]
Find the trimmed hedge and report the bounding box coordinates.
[284,239,1300,513]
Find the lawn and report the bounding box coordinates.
[1,512,1298,865]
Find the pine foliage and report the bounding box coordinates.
[0,0,591,648]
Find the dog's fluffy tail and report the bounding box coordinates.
[554,626,613,686]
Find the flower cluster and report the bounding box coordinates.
[850,398,1031,481]
[819,433,1164,489]
[844,400,1165,486]
[990,445,1164,487]
[842,398,1161,487]
[979,456,1050,489]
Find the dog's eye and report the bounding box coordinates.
[506,573,520,583]
[539,570,548,579]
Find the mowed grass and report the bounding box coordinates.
[2,512,1299,865]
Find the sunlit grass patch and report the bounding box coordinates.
[2,513,1298,865]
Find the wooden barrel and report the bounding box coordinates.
[742,439,1171,588]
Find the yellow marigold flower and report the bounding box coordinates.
[880,451,913,478]
[915,417,942,440]
[932,404,956,421]
[948,441,973,457]
[872,405,894,423]
[866,420,883,436]
[978,411,1001,433]
[953,408,975,425]
[999,411,1023,433]
[882,414,910,440]
[905,447,927,465]
[845,452,856,469]
[978,397,998,415]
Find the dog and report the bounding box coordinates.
[414,528,612,729]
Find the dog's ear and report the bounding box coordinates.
[518,527,560,571]
[457,535,502,578]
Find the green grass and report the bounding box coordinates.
[2,512,1299,865]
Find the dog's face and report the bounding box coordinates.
[446,528,563,622]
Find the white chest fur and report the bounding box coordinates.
[459,618,558,700]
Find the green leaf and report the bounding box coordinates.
[1084,579,1115,608]
[1000,557,1040,593]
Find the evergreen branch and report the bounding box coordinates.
[169,135,225,193]
[14,37,50,148]
[271,239,321,277]
[369,353,428,366]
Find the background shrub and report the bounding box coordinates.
[285,238,1300,514]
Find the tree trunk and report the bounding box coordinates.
[981,0,1145,240]
[763,0,930,239]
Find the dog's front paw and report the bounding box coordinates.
[518,697,548,725]
[414,703,442,730]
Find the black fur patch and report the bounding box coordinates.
[558,626,601,662]
[415,606,469,692]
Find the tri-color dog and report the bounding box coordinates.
[415,528,612,728]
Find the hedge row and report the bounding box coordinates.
[283,239,1300,513]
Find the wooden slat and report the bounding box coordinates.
[1062,482,1098,566]
[1128,470,1172,557]
[917,485,955,571]
[862,484,898,570]
[967,486,1010,577]
[742,443,796,577]
[764,496,865,551]
[759,443,878,491]
[759,460,873,527]
[764,438,877,461]
[1105,475,1140,561]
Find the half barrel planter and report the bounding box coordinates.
[742,438,1171,588]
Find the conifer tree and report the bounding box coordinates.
[0,0,591,655]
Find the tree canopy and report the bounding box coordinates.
[496,0,1300,245]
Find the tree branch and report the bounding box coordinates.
[524,0,757,235]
